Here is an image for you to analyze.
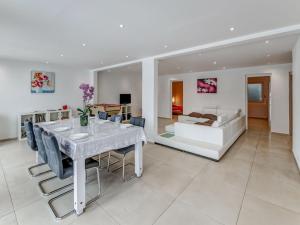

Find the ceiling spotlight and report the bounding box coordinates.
[119,24,124,28]
[213,61,217,65]
[45,61,49,64]
[60,54,64,57]
[230,27,235,31]
[267,54,271,57]
[82,43,87,47]
[164,45,168,48]
[265,40,270,44]
[125,55,129,58]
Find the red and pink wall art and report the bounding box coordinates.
[197,78,217,93]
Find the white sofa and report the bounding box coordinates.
[156,108,246,160]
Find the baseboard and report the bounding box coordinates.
[0,137,17,142]
[292,149,300,171]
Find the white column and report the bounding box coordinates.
[90,70,98,104]
[142,58,158,142]
[292,37,300,169]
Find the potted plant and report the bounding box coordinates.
[77,83,94,126]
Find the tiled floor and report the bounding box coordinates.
[0,119,299,225]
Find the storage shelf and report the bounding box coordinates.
[18,109,72,141]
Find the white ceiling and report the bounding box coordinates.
[158,35,298,75]
[1,0,300,69]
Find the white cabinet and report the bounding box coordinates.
[120,104,131,122]
[18,109,71,140]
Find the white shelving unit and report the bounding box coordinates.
[18,109,71,141]
[120,104,131,122]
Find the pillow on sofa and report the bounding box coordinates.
[188,112,203,118]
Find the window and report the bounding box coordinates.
[248,83,263,102]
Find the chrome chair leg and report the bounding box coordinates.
[38,176,73,196]
[48,166,101,220]
[28,163,52,177]
[111,155,135,182]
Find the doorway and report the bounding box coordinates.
[247,76,271,129]
[171,81,183,119]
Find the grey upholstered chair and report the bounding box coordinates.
[33,125,73,196]
[98,111,108,120]
[107,117,145,181]
[42,131,101,220]
[109,114,123,123]
[25,121,50,177]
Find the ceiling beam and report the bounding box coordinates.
[91,24,300,72]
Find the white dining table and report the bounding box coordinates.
[39,118,146,215]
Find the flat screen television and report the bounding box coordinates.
[120,94,131,104]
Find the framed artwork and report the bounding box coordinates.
[197,78,217,93]
[31,71,55,93]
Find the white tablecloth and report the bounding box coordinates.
[39,118,147,160]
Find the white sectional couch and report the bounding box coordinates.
[156,108,246,160]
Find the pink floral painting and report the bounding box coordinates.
[197,78,217,93]
[31,71,55,93]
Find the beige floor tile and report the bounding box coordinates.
[9,179,41,211]
[237,194,300,225]
[141,162,194,198]
[0,212,18,225]
[70,204,118,225]
[15,199,75,225]
[246,163,300,213]
[154,199,223,225]
[98,181,174,225]
[254,151,299,174]
[0,185,14,218]
[178,174,245,225]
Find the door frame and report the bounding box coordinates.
[245,73,272,129]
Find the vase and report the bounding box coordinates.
[80,115,88,126]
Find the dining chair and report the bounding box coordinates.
[107,117,145,181]
[109,114,123,123]
[42,131,101,220]
[98,111,108,120]
[24,121,50,177]
[33,125,73,196]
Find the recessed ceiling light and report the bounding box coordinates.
[82,43,87,47]
[213,61,217,65]
[45,61,49,64]
[265,40,270,44]
[230,27,235,31]
[164,45,168,48]
[60,54,64,57]
[119,24,124,28]
[125,55,129,58]
[266,54,271,57]
[100,61,104,65]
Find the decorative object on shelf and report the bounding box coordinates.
[197,78,217,93]
[77,83,94,126]
[31,71,55,93]
[62,105,68,110]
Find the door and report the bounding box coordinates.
[247,76,270,120]
[171,81,183,116]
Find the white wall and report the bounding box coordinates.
[292,38,300,169]
[158,63,291,134]
[97,69,142,116]
[0,58,90,140]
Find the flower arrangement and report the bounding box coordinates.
[77,83,94,126]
